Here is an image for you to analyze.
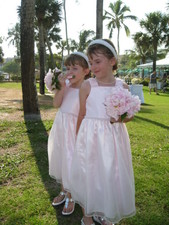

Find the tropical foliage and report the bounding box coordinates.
[7,23,20,58]
[0,37,4,63]
[104,0,137,55]
[132,32,153,64]
[140,11,169,71]
[35,0,62,94]
[69,29,95,52]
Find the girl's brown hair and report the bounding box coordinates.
[64,54,91,79]
[87,39,118,70]
[64,54,89,69]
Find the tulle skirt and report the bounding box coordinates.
[70,118,136,223]
[48,111,77,190]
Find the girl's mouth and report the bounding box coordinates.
[67,75,75,79]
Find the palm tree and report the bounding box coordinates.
[69,30,95,52]
[104,0,137,56]
[35,0,62,94]
[55,40,67,70]
[7,23,21,58]
[132,32,153,64]
[140,12,169,71]
[96,0,103,38]
[0,37,4,63]
[20,0,40,117]
[63,0,69,55]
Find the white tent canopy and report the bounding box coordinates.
[137,54,169,68]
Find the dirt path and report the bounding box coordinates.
[0,88,56,121]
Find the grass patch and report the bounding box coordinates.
[0,82,22,89]
[0,84,169,224]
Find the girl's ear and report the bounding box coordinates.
[84,68,90,76]
[111,57,116,66]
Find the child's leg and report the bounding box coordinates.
[52,184,67,206]
[62,192,75,215]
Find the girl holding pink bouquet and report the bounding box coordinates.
[47,52,90,216]
[70,39,140,225]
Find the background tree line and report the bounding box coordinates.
[0,0,169,117]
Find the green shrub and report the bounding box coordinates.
[0,75,4,81]
[140,79,149,86]
[131,78,142,84]
[11,74,21,81]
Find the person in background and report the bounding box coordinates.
[149,71,159,95]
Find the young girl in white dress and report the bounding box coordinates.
[48,52,90,216]
[70,39,136,225]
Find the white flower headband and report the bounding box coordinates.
[88,39,118,60]
[71,52,90,67]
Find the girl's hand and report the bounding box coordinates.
[58,73,67,88]
[110,117,121,124]
[110,116,134,124]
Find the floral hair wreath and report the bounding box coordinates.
[88,39,118,60]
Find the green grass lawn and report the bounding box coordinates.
[0,83,169,225]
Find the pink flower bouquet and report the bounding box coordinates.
[44,68,62,92]
[105,87,141,121]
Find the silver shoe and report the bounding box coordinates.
[62,197,75,215]
[52,191,66,206]
[81,217,95,225]
[93,215,114,225]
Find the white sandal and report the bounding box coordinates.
[52,191,66,206]
[81,217,95,225]
[62,197,75,215]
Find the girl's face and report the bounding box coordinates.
[89,53,115,79]
[66,64,89,86]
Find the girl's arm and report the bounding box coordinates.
[123,82,129,90]
[53,73,67,108]
[76,80,91,134]
[53,88,65,108]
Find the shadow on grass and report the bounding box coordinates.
[135,115,169,130]
[24,114,82,224]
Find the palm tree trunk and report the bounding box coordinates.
[63,0,69,55]
[153,43,157,71]
[45,34,54,69]
[117,28,120,57]
[39,22,46,95]
[96,0,103,38]
[20,0,40,117]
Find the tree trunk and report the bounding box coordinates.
[96,0,103,39]
[46,34,54,69]
[153,44,157,72]
[20,0,40,117]
[117,27,120,57]
[39,22,46,95]
[63,0,69,55]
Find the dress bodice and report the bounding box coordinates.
[60,87,79,116]
[85,78,124,119]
